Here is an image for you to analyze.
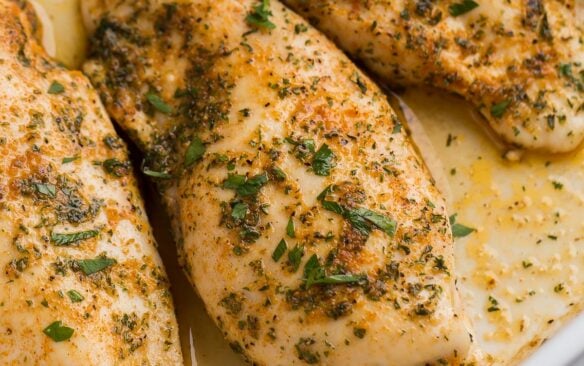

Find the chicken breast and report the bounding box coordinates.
[83,0,472,364]
[284,0,584,153]
[0,1,182,364]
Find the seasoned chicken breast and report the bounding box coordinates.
[0,1,182,364]
[83,0,472,364]
[284,0,584,153]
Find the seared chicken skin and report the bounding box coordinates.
[0,1,182,364]
[84,0,471,364]
[284,0,584,153]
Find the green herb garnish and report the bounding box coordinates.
[146,92,173,114]
[66,290,84,303]
[62,156,79,164]
[449,214,476,238]
[270,166,286,181]
[223,172,269,196]
[43,321,74,342]
[303,254,364,288]
[322,203,396,237]
[272,239,287,262]
[351,208,397,236]
[246,0,276,29]
[35,183,56,198]
[491,100,510,118]
[231,202,248,220]
[288,244,304,272]
[77,256,116,275]
[312,144,336,176]
[51,230,99,246]
[48,81,65,94]
[142,168,172,179]
[286,216,295,238]
[449,0,479,16]
[184,136,206,168]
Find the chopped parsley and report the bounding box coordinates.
[66,290,84,303]
[77,256,116,275]
[51,230,99,246]
[246,0,276,30]
[231,202,248,220]
[34,183,56,198]
[318,185,397,236]
[223,172,269,196]
[312,144,336,176]
[43,321,74,342]
[142,168,172,179]
[392,123,402,134]
[449,214,475,238]
[303,254,365,288]
[487,295,500,312]
[491,100,511,118]
[47,81,65,94]
[286,216,296,238]
[351,208,396,236]
[269,166,286,181]
[146,92,173,114]
[184,136,206,167]
[62,156,79,164]
[288,244,304,272]
[321,200,396,237]
[448,0,479,16]
[272,239,287,262]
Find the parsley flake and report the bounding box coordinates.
[491,100,511,118]
[272,239,287,262]
[231,202,248,220]
[312,144,336,176]
[286,216,296,238]
[51,230,99,246]
[288,244,304,272]
[146,92,173,114]
[449,214,476,238]
[246,0,276,30]
[66,290,84,303]
[47,81,65,94]
[34,183,56,198]
[449,0,479,16]
[184,136,206,168]
[142,168,172,179]
[77,256,116,275]
[43,321,74,342]
[223,172,269,196]
[62,156,79,164]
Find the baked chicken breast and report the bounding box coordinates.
[0,1,182,364]
[284,0,584,153]
[84,0,472,364]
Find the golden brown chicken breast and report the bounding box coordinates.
[284,0,584,153]
[0,1,182,364]
[83,0,472,364]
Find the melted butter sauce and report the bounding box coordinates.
[399,89,584,365]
